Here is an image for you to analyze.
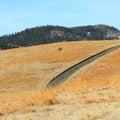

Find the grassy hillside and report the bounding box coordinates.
[0,40,120,119]
[0,40,120,91]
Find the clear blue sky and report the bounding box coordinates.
[0,0,120,36]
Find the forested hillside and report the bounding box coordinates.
[0,24,120,50]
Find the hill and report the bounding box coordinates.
[0,24,120,50]
[0,40,120,91]
[0,40,120,119]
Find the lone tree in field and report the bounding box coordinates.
[58,47,62,53]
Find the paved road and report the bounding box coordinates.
[46,45,120,88]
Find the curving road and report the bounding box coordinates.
[46,45,120,88]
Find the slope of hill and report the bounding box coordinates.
[0,40,120,91]
[0,40,120,119]
[0,24,120,50]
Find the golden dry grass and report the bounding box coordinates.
[0,40,120,91]
[0,40,120,118]
[0,89,59,115]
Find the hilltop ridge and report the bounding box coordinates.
[0,24,120,50]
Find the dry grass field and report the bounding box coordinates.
[0,40,120,120]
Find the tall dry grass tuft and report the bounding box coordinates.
[0,89,59,115]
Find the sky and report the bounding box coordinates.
[0,0,120,36]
